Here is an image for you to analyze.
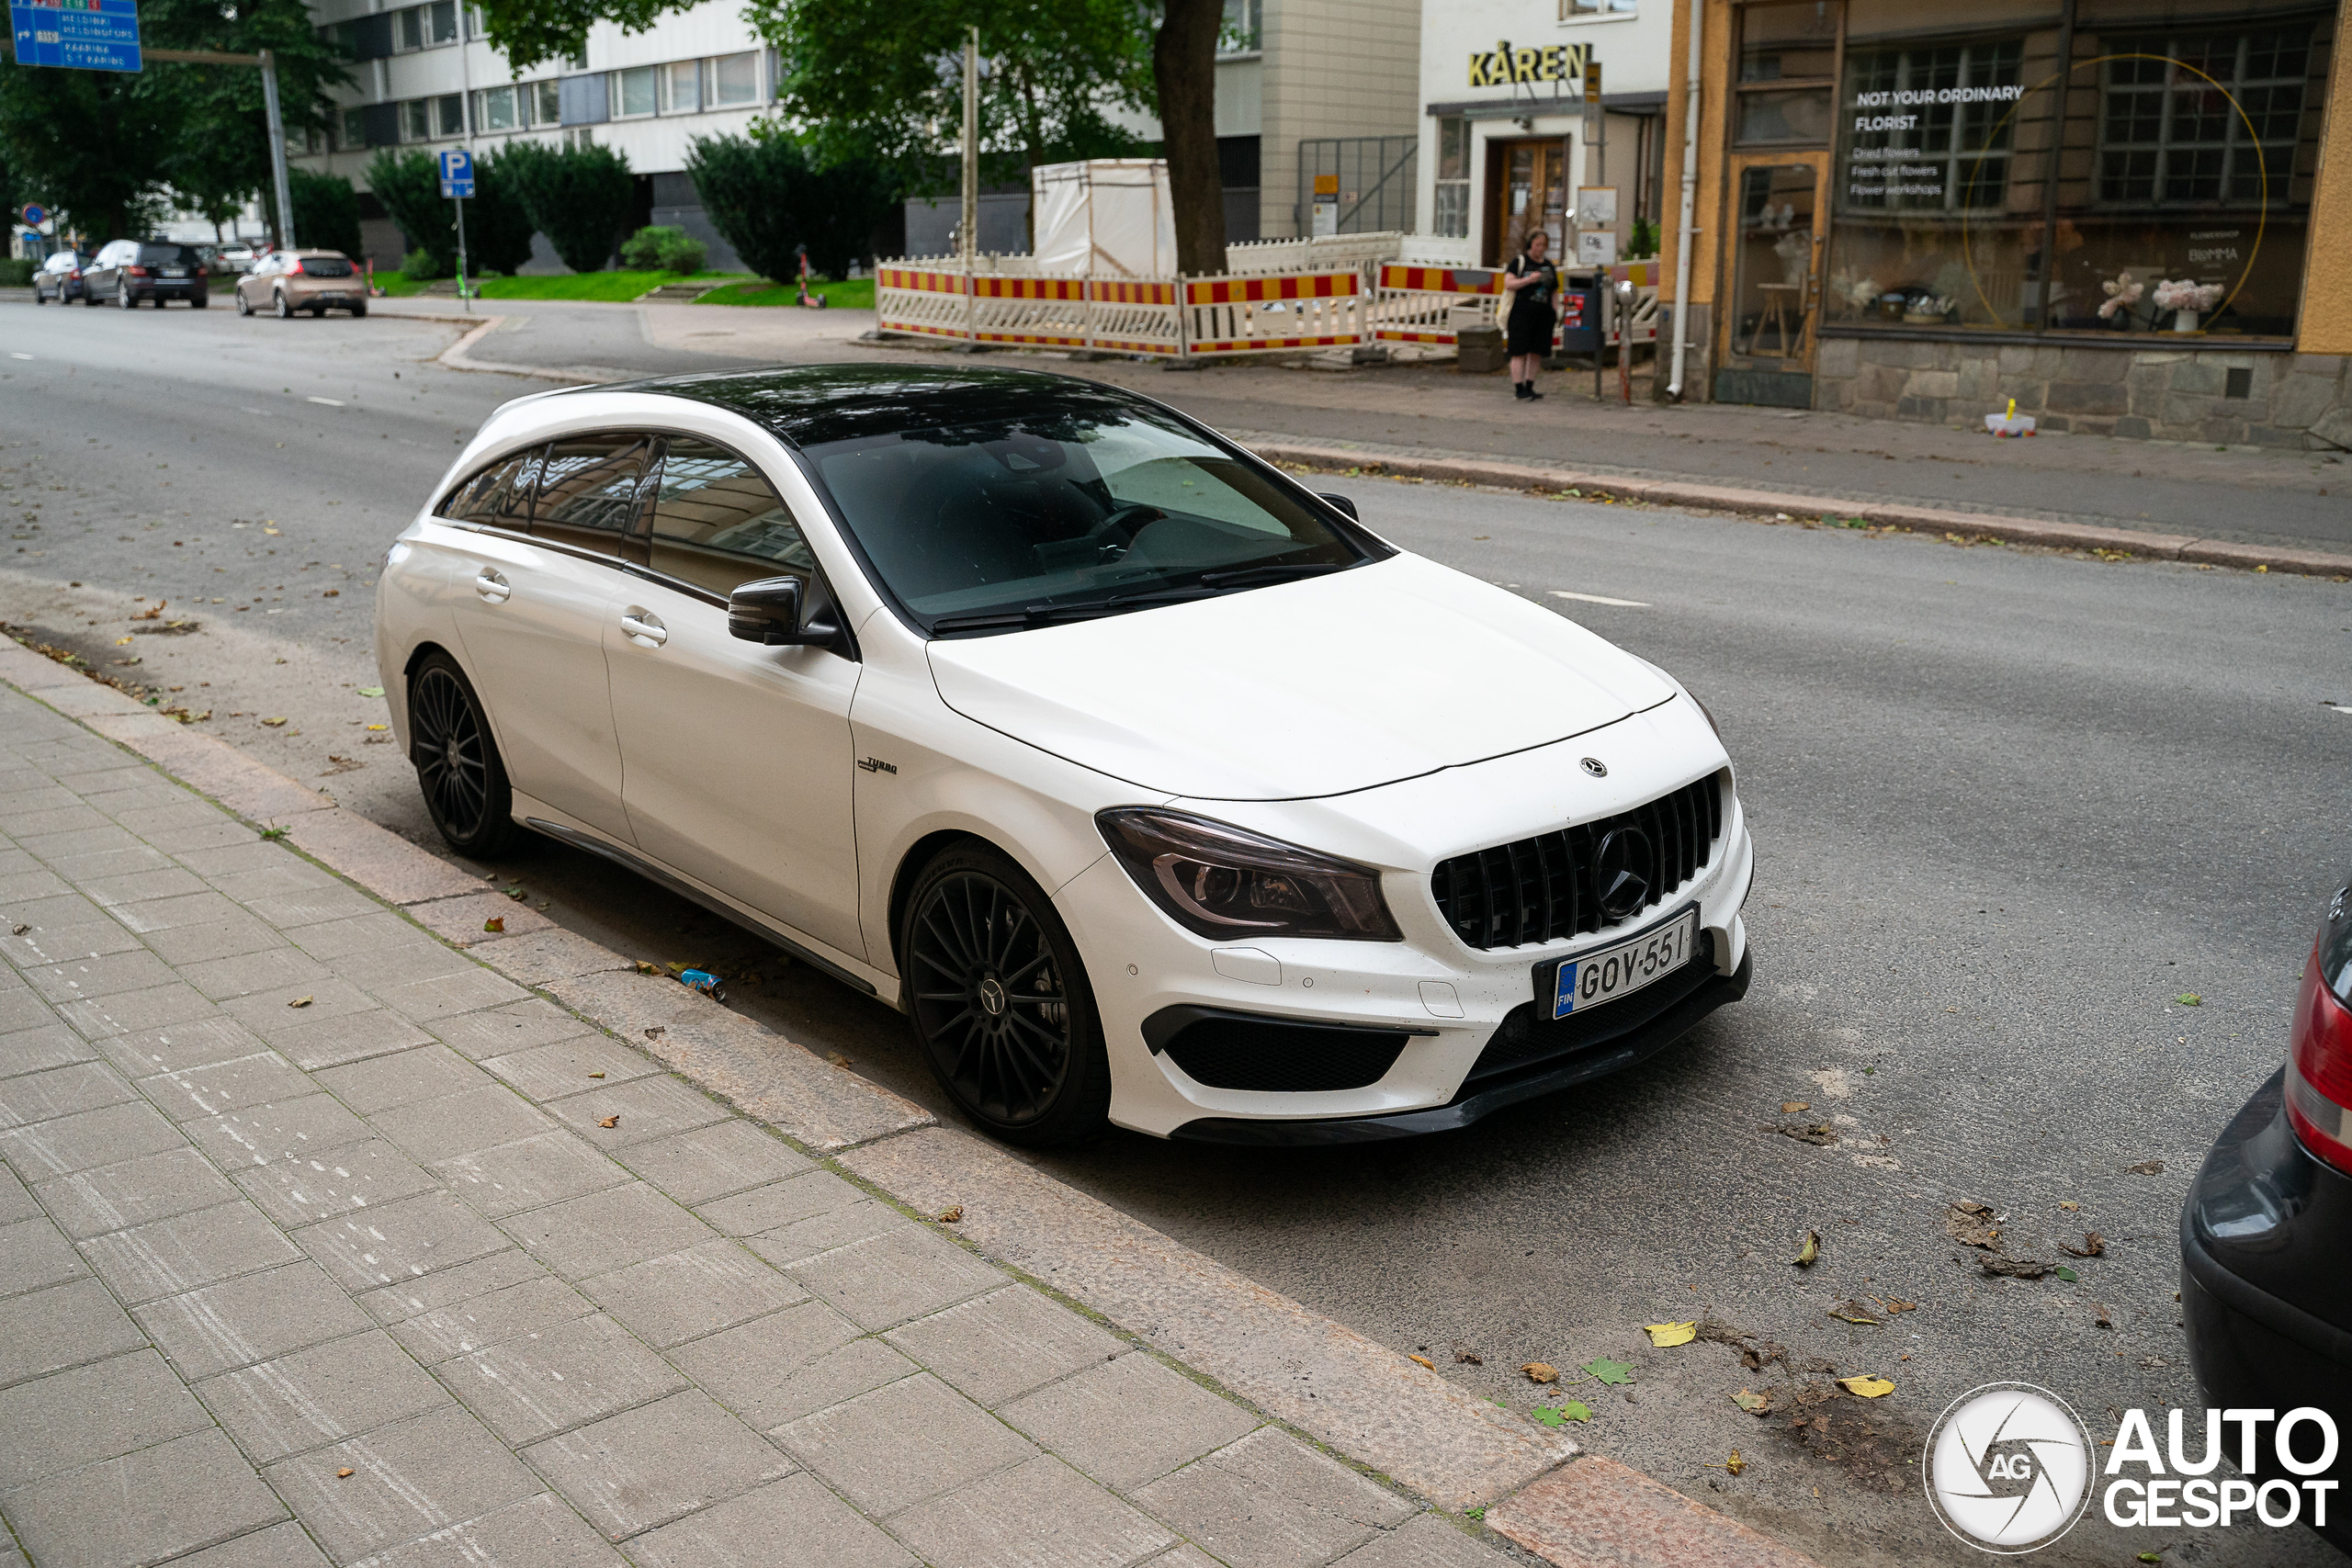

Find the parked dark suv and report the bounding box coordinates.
[84,240,209,308]
[2181,872,2352,1551]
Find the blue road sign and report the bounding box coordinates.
[21,205,47,229]
[9,0,142,72]
[437,148,475,200]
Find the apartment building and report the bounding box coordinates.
[292,0,780,270]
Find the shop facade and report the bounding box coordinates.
[1660,0,2352,446]
[1412,0,1673,267]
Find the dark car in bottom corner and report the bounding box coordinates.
[84,240,209,308]
[2182,872,2352,1551]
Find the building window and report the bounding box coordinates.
[397,7,424,51]
[401,98,431,141]
[2095,30,2306,207]
[436,93,463,136]
[477,83,520,131]
[1433,118,1471,238]
[1561,0,1636,15]
[1221,0,1260,54]
[340,107,368,149]
[709,51,759,106]
[662,60,699,113]
[535,79,562,124]
[1843,39,2024,212]
[615,65,658,118]
[1735,1,1840,145]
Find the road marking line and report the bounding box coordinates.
[9,353,31,361]
[306,396,345,407]
[1551,590,1651,608]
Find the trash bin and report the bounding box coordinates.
[1555,277,1602,356]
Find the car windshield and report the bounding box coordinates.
[303,255,355,276]
[804,406,1370,635]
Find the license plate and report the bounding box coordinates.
[164,268,186,277]
[1541,908,1698,1021]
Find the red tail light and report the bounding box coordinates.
[2285,936,2352,1173]
[126,265,148,276]
[287,259,304,275]
[195,266,208,277]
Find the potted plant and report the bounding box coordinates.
[2153,277,2224,333]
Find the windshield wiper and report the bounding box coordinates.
[928,585,1216,635]
[1195,562,1351,589]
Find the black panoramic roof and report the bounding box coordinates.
[579,363,1162,450]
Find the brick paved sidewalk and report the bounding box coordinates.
[0,682,1500,1568]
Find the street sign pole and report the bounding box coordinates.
[259,50,295,252]
[438,149,475,312]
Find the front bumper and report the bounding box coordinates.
[2179,1068,2352,1544]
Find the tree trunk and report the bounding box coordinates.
[1153,0,1223,276]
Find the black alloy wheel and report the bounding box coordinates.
[901,844,1111,1145]
[407,652,522,855]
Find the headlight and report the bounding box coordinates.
[1096,808,1402,942]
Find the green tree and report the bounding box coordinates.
[0,66,175,242]
[367,148,454,270]
[467,148,541,275]
[365,147,537,275]
[264,168,364,258]
[688,133,897,281]
[502,141,633,273]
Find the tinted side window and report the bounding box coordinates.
[646,439,817,597]
[139,245,198,267]
[534,435,652,556]
[437,446,541,526]
[305,255,356,277]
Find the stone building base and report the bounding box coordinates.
[1814,333,2352,449]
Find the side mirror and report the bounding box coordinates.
[1317,492,1360,521]
[728,575,838,646]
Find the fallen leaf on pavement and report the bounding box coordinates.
[114,636,132,646]
[503,886,526,900]
[1645,1321,1697,1348]
[1781,1100,1811,1113]
[2053,1265,2079,1282]
[1455,1349,1483,1365]
[357,686,384,697]
[2060,1230,2107,1258]
[1770,1122,1839,1145]
[8,923,25,935]
[1945,1201,2001,1249]
[937,1205,964,1224]
[1828,1301,1880,1325]
[1726,1450,1747,1476]
[336,1468,354,1478]
[1522,1362,1559,1384]
[2094,1303,2114,1330]
[131,601,165,620]
[2127,1159,2165,1175]
[1733,1388,1772,1415]
[1582,1359,1634,1386]
[2177,993,2201,1006]
[482,917,504,933]
[1978,1255,2055,1279]
[2059,1201,2080,1212]
[643,1026,665,1039]
[288,996,312,1008]
[597,1115,619,1128]
[322,589,340,598]
[365,723,389,731]
[1409,1354,1435,1370]
[2138,1554,2162,1564]
[1794,1231,1820,1267]
[634,962,661,975]
[1532,1400,1592,1427]
[826,1051,853,1066]
[587,1071,604,1078]
[1838,1375,1894,1398]
[261,716,287,727]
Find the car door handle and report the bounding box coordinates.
[620,608,667,647]
[475,569,510,603]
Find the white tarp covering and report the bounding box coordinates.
[1031,159,1176,277]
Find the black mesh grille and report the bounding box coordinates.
[1162,1015,1411,1093]
[1430,772,1726,951]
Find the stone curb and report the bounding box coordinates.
[1250,438,2352,581]
[0,634,1830,1568]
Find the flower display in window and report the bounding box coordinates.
[2152,278,2223,314]
[2097,271,2144,321]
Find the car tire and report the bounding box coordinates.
[898,841,1113,1146]
[407,652,525,858]
[350,304,367,319]
[117,282,130,309]
[274,291,290,320]
[309,305,326,318]
[236,290,253,317]
[191,293,207,310]
[32,287,44,305]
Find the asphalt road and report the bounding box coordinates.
[6,299,2352,1565]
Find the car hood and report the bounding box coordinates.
[924,553,1678,800]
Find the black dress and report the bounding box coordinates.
[1505,254,1559,356]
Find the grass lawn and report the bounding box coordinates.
[695,276,875,310]
[368,271,425,296]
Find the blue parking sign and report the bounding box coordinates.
[10,0,143,73]
[437,148,475,199]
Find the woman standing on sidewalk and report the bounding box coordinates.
[1503,230,1559,401]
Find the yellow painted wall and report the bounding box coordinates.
[2299,13,2352,354]
[1660,0,1734,310]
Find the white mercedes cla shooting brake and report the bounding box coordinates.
[375,366,1754,1145]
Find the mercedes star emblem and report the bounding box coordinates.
[1592,826,1655,919]
[1581,757,1608,778]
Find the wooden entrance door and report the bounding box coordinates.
[1485,139,1569,266]
[1714,151,1830,406]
